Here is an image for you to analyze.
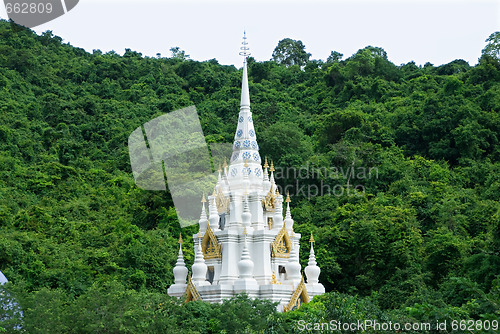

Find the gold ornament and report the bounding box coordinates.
[262,187,277,212]
[283,276,310,312]
[215,187,230,214]
[202,222,222,259]
[271,222,291,258]
[309,232,315,243]
[271,271,281,284]
[185,275,202,303]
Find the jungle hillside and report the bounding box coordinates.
[0,20,500,333]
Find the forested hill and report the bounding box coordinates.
[1,19,499,332]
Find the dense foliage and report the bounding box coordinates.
[0,20,499,332]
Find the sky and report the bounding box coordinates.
[0,0,499,67]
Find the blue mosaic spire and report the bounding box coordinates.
[229,33,262,181]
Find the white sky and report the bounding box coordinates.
[0,0,499,67]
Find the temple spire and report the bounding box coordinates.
[199,194,208,233]
[286,232,302,287]
[305,233,321,284]
[172,234,188,285]
[229,31,263,183]
[235,227,259,289]
[284,192,294,230]
[192,232,209,286]
[240,63,250,109]
[239,31,251,109]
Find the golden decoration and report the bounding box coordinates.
[309,232,315,243]
[215,186,230,214]
[283,276,310,312]
[243,227,248,235]
[202,222,222,259]
[271,271,281,285]
[262,187,277,212]
[244,159,249,167]
[218,163,222,173]
[185,275,202,303]
[285,192,291,203]
[269,161,275,172]
[223,158,228,169]
[201,193,206,203]
[263,157,269,169]
[178,234,183,244]
[268,217,273,230]
[271,222,291,258]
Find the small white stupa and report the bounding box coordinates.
[167,33,325,312]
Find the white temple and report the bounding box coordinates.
[167,35,325,312]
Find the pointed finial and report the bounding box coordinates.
[201,193,206,203]
[218,163,222,173]
[275,187,280,196]
[285,192,291,203]
[244,159,249,167]
[239,31,251,59]
[309,232,315,243]
[212,189,216,197]
[239,32,251,109]
[263,156,269,169]
[223,158,228,169]
[179,233,183,244]
[269,161,275,172]
[271,271,278,284]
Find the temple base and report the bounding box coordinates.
[168,283,325,312]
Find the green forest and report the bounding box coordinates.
[0,19,499,333]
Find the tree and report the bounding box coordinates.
[482,32,500,60]
[123,48,142,58]
[170,46,189,60]
[272,38,311,67]
[326,51,343,63]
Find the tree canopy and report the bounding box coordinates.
[272,38,311,67]
[482,32,500,60]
